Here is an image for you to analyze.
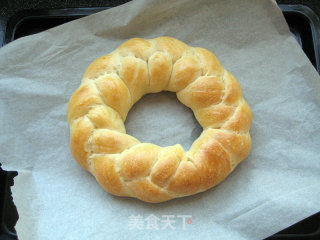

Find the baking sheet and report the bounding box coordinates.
[1,0,320,239]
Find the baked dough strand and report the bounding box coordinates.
[67,37,252,203]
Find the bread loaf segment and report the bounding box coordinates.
[194,47,224,76]
[221,100,252,133]
[92,154,127,196]
[95,74,131,120]
[86,105,125,133]
[67,83,103,124]
[148,51,172,93]
[213,130,251,165]
[150,145,183,188]
[222,71,242,105]
[89,129,139,154]
[82,54,120,80]
[117,38,152,61]
[67,37,252,203]
[69,117,94,170]
[194,104,235,129]
[126,178,173,203]
[177,76,224,109]
[188,129,232,190]
[119,56,149,104]
[167,55,201,92]
[166,160,201,196]
[153,37,189,62]
[119,143,161,181]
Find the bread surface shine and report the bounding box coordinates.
[67,37,252,203]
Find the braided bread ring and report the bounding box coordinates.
[67,37,252,203]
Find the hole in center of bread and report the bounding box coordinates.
[125,92,202,150]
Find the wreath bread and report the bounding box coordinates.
[67,37,252,203]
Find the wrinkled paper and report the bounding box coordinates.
[0,0,320,239]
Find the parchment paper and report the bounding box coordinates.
[1,0,320,239]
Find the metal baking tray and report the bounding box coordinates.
[0,4,319,240]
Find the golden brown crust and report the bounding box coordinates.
[150,145,183,188]
[69,117,94,170]
[95,74,131,121]
[167,55,201,92]
[92,154,127,196]
[188,130,232,190]
[67,37,252,203]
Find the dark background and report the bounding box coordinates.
[1,0,320,19]
[0,0,320,45]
